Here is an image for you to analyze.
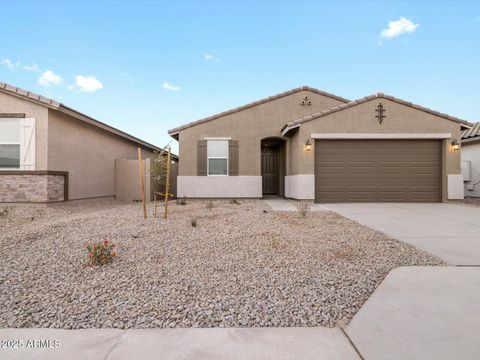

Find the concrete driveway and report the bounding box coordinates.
[322,203,480,265]
[346,267,480,360]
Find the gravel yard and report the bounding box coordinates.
[448,197,480,207]
[0,199,444,329]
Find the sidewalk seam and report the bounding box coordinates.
[103,329,128,360]
[340,327,366,360]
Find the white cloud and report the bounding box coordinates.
[23,64,41,72]
[73,75,103,92]
[121,72,134,83]
[38,70,63,87]
[162,81,181,91]
[1,59,20,70]
[204,53,221,63]
[380,17,419,39]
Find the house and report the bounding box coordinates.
[461,123,480,198]
[0,82,177,203]
[168,86,472,203]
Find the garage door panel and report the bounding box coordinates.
[315,140,441,203]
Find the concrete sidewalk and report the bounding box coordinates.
[323,203,480,265]
[0,327,359,360]
[346,266,480,360]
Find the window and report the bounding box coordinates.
[207,140,228,175]
[0,119,20,169]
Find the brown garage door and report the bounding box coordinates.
[315,139,442,203]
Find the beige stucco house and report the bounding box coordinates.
[461,123,480,198]
[0,82,174,203]
[169,86,472,203]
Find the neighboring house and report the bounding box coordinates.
[461,123,480,198]
[0,82,176,203]
[168,86,472,203]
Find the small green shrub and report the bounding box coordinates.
[297,201,310,218]
[177,197,187,206]
[85,238,117,266]
[191,218,197,227]
[0,207,10,218]
[271,235,279,249]
[206,201,214,210]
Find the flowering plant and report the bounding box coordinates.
[85,238,117,266]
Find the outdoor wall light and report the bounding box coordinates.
[451,139,460,151]
[305,139,312,152]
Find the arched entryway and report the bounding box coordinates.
[261,137,286,196]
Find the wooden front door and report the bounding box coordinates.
[261,146,278,195]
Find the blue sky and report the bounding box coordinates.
[1,1,479,153]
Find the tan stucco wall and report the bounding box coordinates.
[177,93,462,201]
[294,98,461,174]
[115,158,151,202]
[178,90,346,176]
[0,91,48,170]
[293,98,462,200]
[47,109,155,200]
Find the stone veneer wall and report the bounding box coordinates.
[0,175,64,203]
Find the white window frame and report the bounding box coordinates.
[0,117,36,170]
[207,139,229,176]
[0,118,21,170]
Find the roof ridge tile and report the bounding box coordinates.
[282,93,473,133]
[168,86,350,134]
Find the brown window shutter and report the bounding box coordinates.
[229,140,239,176]
[197,140,207,176]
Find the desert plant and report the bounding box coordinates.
[297,201,310,218]
[0,207,10,218]
[206,201,214,210]
[271,235,279,249]
[152,147,176,198]
[230,199,241,205]
[176,196,187,206]
[191,218,197,227]
[85,238,117,266]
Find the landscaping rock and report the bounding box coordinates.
[0,199,444,329]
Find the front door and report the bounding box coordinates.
[261,146,277,195]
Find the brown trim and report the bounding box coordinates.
[462,137,480,144]
[0,170,69,201]
[0,113,25,118]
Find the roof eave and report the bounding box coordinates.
[284,93,474,130]
[57,105,163,153]
[167,85,350,135]
[462,136,480,144]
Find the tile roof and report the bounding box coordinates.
[462,122,480,140]
[167,86,350,136]
[0,82,61,108]
[0,81,176,156]
[282,93,473,135]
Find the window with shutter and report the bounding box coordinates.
[20,118,36,170]
[207,140,228,176]
[0,118,21,169]
[0,117,35,170]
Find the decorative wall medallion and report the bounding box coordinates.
[301,96,312,106]
[375,102,386,124]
